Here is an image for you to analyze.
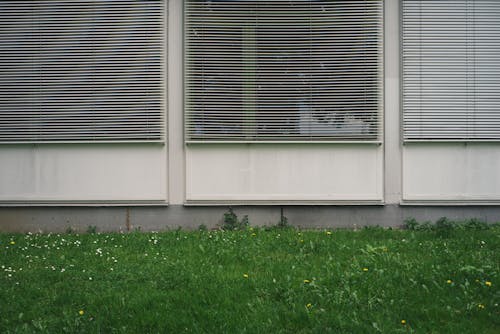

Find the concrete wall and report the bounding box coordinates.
[1,205,500,233]
[186,144,383,204]
[403,143,500,204]
[0,145,168,204]
[0,0,499,231]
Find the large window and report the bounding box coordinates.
[185,0,383,142]
[0,0,165,143]
[402,0,500,141]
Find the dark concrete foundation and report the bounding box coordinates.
[0,205,499,233]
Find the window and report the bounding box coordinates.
[402,0,500,141]
[185,0,383,142]
[0,0,166,143]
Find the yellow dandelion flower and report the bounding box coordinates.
[478,304,485,309]
[446,279,452,284]
[326,231,332,235]
[363,268,369,272]
[306,303,312,308]
[78,310,84,316]
[485,281,492,287]
[9,241,15,245]
[243,273,249,278]
[303,279,311,284]
[401,320,406,325]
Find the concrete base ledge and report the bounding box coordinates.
[0,205,500,233]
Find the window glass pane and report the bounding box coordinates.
[0,0,166,143]
[402,0,500,141]
[185,0,383,142]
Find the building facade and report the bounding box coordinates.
[1,0,500,232]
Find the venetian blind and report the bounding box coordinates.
[0,0,165,143]
[402,0,500,141]
[185,0,383,142]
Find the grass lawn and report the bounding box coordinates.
[0,226,498,333]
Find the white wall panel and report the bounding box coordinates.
[403,144,500,202]
[186,145,383,203]
[0,145,167,202]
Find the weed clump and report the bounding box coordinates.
[404,217,492,236]
[464,218,490,230]
[403,217,419,231]
[221,207,249,231]
[435,217,456,237]
[276,207,290,229]
[276,215,289,229]
[86,225,97,234]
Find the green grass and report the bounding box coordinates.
[0,227,498,333]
